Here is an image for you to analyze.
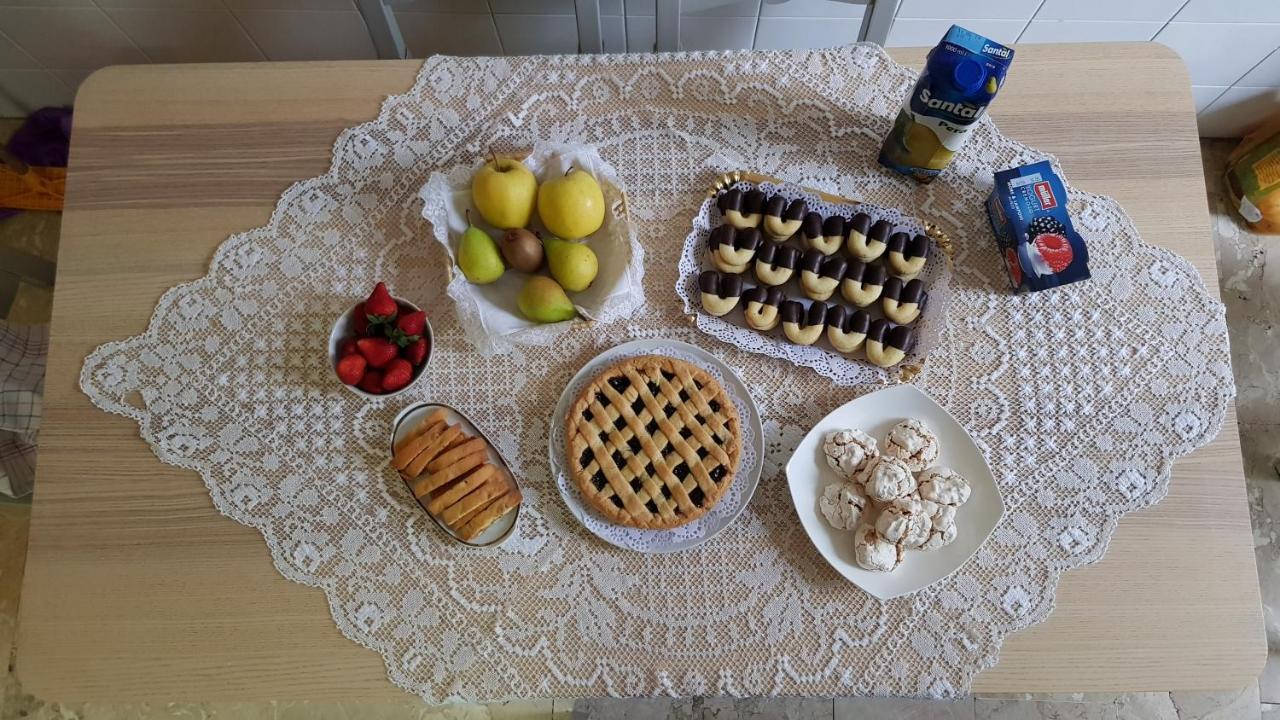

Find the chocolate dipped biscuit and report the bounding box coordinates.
[708,225,761,274]
[826,305,871,354]
[865,318,914,368]
[881,277,927,324]
[780,300,826,346]
[798,212,836,255]
[887,232,930,278]
[698,270,743,317]
[846,213,887,262]
[717,187,766,229]
[742,286,784,331]
[813,215,845,256]
[762,195,807,241]
[754,242,800,286]
[799,248,846,301]
[840,259,887,307]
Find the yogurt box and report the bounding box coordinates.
[985,161,1090,292]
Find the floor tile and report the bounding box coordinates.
[973,692,1178,719]
[1170,683,1261,719]
[571,698,700,719]
[705,697,833,719]
[836,696,973,719]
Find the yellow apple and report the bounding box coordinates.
[537,166,605,241]
[472,155,537,229]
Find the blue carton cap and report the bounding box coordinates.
[943,24,1014,67]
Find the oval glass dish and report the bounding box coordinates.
[390,402,521,547]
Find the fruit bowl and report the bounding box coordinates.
[418,141,646,356]
[328,293,432,399]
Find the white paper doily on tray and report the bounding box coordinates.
[549,339,764,554]
[79,44,1235,702]
[676,179,952,385]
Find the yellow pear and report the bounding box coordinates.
[544,235,598,292]
[517,276,576,323]
[537,166,605,240]
[472,154,537,229]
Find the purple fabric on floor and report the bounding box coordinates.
[0,107,72,219]
[8,107,72,168]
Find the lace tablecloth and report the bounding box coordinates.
[79,45,1234,701]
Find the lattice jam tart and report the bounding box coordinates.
[566,355,741,530]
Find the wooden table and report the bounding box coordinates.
[16,43,1265,701]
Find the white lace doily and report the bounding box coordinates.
[549,340,763,554]
[79,44,1235,702]
[676,179,952,385]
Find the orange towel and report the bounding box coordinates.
[0,165,65,212]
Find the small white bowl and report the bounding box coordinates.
[328,296,432,399]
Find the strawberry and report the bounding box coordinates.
[357,369,383,394]
[356,337,398,369]
[364,282,398,324]
[352,301,370,336]
[403,337,429,366]
[335,353,366,385]
[339,338,358,357]
[381,358,414,392]
[396,310,426,338]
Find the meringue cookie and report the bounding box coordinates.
[919,466,971,506]
[854,524,902,572]
[918,500,958,550]
[875,496,933,549]
[819,481,867,531]
[859,455,917,503]
[822,428,879,479]
[882,418,939,472]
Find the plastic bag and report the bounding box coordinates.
[1225,114,1280,234]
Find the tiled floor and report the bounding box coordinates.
[0,140,1276,720]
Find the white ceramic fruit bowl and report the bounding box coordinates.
[785,384,1004,600]
[328,296,432,400]
[418,141,646,356]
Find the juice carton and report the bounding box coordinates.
[986,160,1090,292]
[878,25,1014,184]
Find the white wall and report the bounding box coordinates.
[885,0,1280,138]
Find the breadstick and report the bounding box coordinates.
[392,408,447,455]
[427,464,496,516]
[412,450,486,497]
[402,425,463,478]
[426,437,486,474]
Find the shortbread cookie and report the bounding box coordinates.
[854,524,902,572]
[819,481,867,531]
[822,428,878,479]
[859,455,917,503]
[919,466,971,506]
[883,418,939,472]
[875,496,933,549]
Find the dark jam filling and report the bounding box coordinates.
[673,462,689,480]
[709,400,721,413]
[591,470,607,490]
[578,448,593,468]
[689,486,705,506]
[627,437,642,454]
[710,465,727,482]
[608,376,631,393]
[631,398,645,414]
[610,449,624,468]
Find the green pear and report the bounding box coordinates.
[543,235,599,293]
[457,211,504,284]
[517,276,576,323]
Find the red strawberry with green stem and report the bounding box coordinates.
[387,309,426,347]
[380,358,414,392]
[364,282,398,326]
[335,353,366,385]
[356,337,398,369]
[403,337,428,366]
[352,302,369,336]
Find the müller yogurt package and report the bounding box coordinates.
[985,160,1090,292]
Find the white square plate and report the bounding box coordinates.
[785,385,1004,599]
